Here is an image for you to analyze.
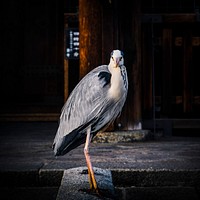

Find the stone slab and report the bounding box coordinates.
[93,130,153,143]
[56,167,116,200]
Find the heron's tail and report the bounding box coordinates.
[52,129,86,156]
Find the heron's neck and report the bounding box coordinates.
[108,65,125,100]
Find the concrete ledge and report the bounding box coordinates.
[0,170,63,187]
[39,169,64,187]
[115,186,200,200]
[0,186,59,200]
[0,171,39,187]
[56,167,116,200]
[93,130,153,143]
[111,169,200,187]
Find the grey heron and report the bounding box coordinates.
[53,50,128,194]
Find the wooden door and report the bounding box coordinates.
[142,22,200,119]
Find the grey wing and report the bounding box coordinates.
[53,65,112,145]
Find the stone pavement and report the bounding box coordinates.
[0,122,200,200]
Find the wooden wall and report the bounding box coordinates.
[1,0,64,119]
[78,0,200,132]
[2,0,200,128]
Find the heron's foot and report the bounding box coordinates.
[90,186,101,196]
[79,187,101,197]
[80,187,115,199]
[80,169,100,195]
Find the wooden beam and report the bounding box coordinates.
[163,14,197,23]
[142,14,197,23]
[0,113,59,122]
[79,0,102,79]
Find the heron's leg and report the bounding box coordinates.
[84,126,98,192]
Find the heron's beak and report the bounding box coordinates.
[114,57,120,68]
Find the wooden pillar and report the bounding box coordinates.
[183,30,193,113]
[162,29,172,116]
[142,24,153,118]
[63,19,69,102]
[115,0,142,130]
[132,0,142,129]
[79,0,102,79]
[101,2,114,64]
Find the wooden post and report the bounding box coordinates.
[63,21,69,102]
[79,0,102,79]
[183,30,193,113]
[132,0,142,129]
[162,29,172,116]
[142,24,153,118]
[114,0,142,130]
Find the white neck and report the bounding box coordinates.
[108,64,125,101]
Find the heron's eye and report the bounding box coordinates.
[112,57,114,61]
[120,57,122,61]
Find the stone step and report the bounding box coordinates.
[1,169,199,188]
[0,170,63,187]
[0,186,59,200]
[1,169,200,200]
[55,167,200,200]
[115,186,200,200]
[93,130,154,143]
[111,169,200,187]
[56,167,115,200]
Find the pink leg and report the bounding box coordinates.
[84,126,99,193]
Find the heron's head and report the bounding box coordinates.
[109,50,124,68]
